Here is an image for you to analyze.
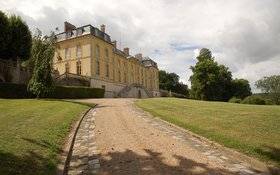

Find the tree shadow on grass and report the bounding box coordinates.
[22,137,63,153]
[0,137,62,175]
[0,150,55,175]
[98,149,246,175]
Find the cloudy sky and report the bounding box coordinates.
[1,0,279,91]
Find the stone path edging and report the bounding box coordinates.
[67,107,100,175]
[56,106,94,175]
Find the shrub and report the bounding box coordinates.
[241,96,266,105]
[0,83,104,99]
[228,97,242,103]
[264,99,275,105]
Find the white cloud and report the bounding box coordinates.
[1,0,279,91]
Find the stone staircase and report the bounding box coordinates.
[117,83,153,98]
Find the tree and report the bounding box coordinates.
[255,75,280,105]
[28,30,55,98]
[173,82,189,97]
[0,11,9,58]
[190,48,232,101]
[159,70,189,96]
[7,15,32,61]
[231,79,252,99]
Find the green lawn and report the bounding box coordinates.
[136,98,280,166]
[0,99,92,175]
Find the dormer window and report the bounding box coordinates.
[66,31,73,38]
[77,28,84,36]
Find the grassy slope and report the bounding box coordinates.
[0,99,90,175]
[136,98,280,166]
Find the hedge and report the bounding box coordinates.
[0,83,31,98]
[50,86,104,99]
[0,83,104,99]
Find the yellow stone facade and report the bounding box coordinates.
[53,22,159,97]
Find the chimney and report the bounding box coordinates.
[112,40,117,48]
[100,24,106,33]
[64,21,76,32]
[135,53,143,61]
[123,47,129,56]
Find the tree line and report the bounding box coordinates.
[0,11,55,98]
[159,48,279,105]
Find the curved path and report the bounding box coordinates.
[72,98,270,175]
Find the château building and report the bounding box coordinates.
[53,22,159,98]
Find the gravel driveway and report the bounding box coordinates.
[75,98,270,175]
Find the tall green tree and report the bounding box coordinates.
[28,30,55,98]
[231,79,252,99]
[7,15,32,60]
[190,48,232,101]
[0,11,9,58]
[255,75,280,105]
[159,70,189,96]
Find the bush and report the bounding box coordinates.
[264,99,275,105]
[241,96,266,105]
[0,83,104,99]
[228,97,242,103]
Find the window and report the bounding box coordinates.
[95,45,100,59]
[118,70,121,82]
[76,45,82,58]
[65,48,71,59]
[105,48,109,62]
[76,61,81,75]
[113,68,115,81]
[102,85,105,89]
[124,72,127,83]
[96,60,100,75]
[65,63,70,73]
[106,64,109,78]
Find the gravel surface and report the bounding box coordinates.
[77,98,270,175]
